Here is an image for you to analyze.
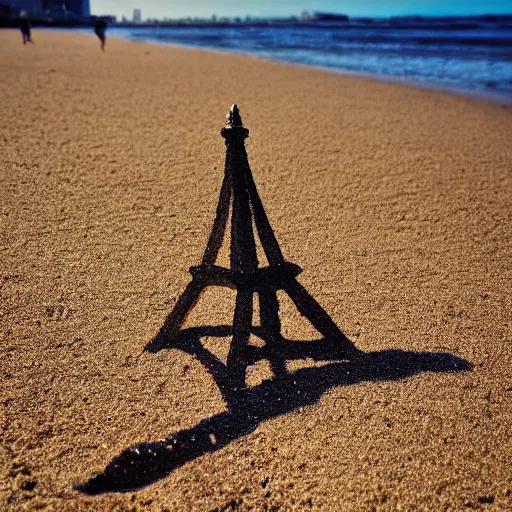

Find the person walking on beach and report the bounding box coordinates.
[94,18,107,51]
[20,12,34,45]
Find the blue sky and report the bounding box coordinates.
[90,1,512,19]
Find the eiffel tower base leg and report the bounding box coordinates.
[259,288,288,378]
[283,279,360,358]
[226,288,253,393]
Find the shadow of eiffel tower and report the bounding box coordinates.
[150,105,360,401]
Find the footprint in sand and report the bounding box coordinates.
[44,304,75,321]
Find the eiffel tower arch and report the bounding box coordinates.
[151,105,359,395]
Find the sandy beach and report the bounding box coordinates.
[1,29,511,511]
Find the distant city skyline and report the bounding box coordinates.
[11,0,90,17]
[90,0,512,20]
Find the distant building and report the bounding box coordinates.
[0,2,14,19]
[38,0,90,17]
[133,8,141,23]
[43,1,65,14]
[66,0,90,17]
[11,0,43,17]
[10,0,90,18]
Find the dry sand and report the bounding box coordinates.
[1,29,511,511]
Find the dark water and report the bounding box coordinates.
[110,17,512,99]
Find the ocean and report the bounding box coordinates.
[109,16,512,101]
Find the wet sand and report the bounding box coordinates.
[1,30,511,511]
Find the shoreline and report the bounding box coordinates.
[106,29,512,106]
[34,26,512,106]
[1,30,511,511]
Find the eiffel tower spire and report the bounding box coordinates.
[226,103,243,127]
[151,105,358,395]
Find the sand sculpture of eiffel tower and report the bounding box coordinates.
[154,105,358,393]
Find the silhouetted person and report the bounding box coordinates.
[94,18,107,51]
[20,12,33,45]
